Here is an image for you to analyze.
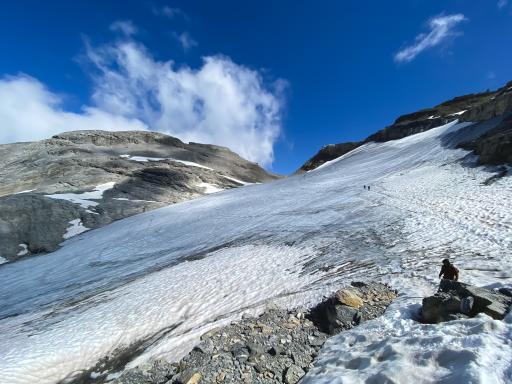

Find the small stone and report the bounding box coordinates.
[302,319,313,327]
[247,342,265,357]
[255,323,273,334]
[216,371,226,382]
[184,372,202,384]
[291,351,313,369]
[284,364,305,384]
[231,345,250,362]
[264,371,274,379]
[268,346,281,356]
[193,338,214,354]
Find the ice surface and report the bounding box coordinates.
[63,219,90,240]
[45,182,115,209]
[17,244,28,257]
[1,120,511,383]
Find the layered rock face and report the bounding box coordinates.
[297,80,512,173]
[0,130,279,262]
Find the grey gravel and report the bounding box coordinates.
[110,281,397,384]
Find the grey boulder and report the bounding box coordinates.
[421,280,512,323]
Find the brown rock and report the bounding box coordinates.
[335,289,364,309]
[186,373,202,384]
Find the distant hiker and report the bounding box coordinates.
[439,259,459,281]
[364,185,366,190]
[368,185,370,191]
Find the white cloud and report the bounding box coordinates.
[110,20,138,37]
[173,32,198,51]
[497,0,508,9]
[0,32,285,167]
[85,37,285,166]
[0,74,147,144]
[394,14,467,63]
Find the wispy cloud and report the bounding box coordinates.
[152,5,188,20]
[497,0,508,9]
[0,25,286,167]
[172,32,198,51]
[394,14,467,63]
[109,20,138,37]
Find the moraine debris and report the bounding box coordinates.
[112,281,397,384]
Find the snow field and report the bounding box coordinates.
[0,244,323,384]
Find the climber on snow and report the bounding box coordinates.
[439,258,459,281]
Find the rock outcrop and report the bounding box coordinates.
[296,142,360,173]
[109,282,397,384]
[0,130,279,262]
[421,280,512,324]
[458,113,512,165]
[297,80,512,173]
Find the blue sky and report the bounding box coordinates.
[0,1,511,174]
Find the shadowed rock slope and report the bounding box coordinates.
[297,80,512,173]
[0,130,279,262]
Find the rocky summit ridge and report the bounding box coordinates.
[297,80,512,173]
[0,130,279,262]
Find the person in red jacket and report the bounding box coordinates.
[439,259,459,281]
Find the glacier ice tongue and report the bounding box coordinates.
[1,120,512,383]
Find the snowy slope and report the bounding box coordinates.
[1,120,512,383]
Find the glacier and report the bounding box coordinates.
[0,120,511,383]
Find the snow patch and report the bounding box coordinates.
[197,182,224,194]
[120,155,213,170]
[449,110,467,116]
[63,219,89,240]
[45,182,116,208]
[16,244,28,257]
[221,175,251,185]
[0,256,8,265]
[14,189,36,194]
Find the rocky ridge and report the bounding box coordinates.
[105,282,397,384]
[0,130,279,262]
[297,80,512,173]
